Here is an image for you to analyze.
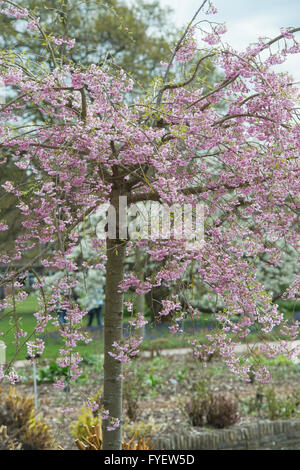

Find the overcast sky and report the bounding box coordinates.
[159,0,300,80]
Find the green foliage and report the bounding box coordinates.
[257,354,295,367]
[265,387,298,420]
[0,0,178,89]
[37,360,88,384]
[123,367,145,421]
[248,352,297,378]
[123,418,161,440]
[175,367,188,383]
[246,352,298,384]
[37,360,70,383]
[80,352,104,369]
[123,357,170,419]
[147,355,168,371]
[240,385,300,420]
[144,372,162,390]
[277,299,300,314]
[70,406,101,441]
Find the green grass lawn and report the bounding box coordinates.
[0,295,209,362]
[1,295,298,363]
[0,295,104,362]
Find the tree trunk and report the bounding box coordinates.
[134,245,145,338]
[102,237,126,450]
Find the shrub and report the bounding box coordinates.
[265,387,298,420]
[74,424,155,450]
[0,425,22,450]
[0,386,33,428]
[206,394,240,428]
[0,387,55,449]
[123,417,161,439]
[70,406,101,441]
[70,387,104,440]
[37,361,70,383]
[22,414,56,450]
[184,395,209,426]
[183,378,240,429]
[123,432,156,450]
[183,377,211,426]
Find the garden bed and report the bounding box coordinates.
[2,351,300,450]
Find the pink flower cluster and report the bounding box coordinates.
[26,339,45,359]
[51,37,76,50]
[108,336,143,364]
[175,27,197,64]
[128,313,148,329]
[0,366,20,385]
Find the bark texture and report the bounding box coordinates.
[134,245,145,338]
[102,237,126,449]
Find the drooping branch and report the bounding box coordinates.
[158,52,215,100]
[128,191,160,205]
[157,0,209,104]
[186,74,239,109]
[213,113,291,129]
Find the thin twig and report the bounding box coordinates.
[157,0,209,105]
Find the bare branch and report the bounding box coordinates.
[160,53,215,94]
[157,0,209,105]
[186,74,239,109]
[128,192,160,204]
[80,87,87,122]
[213,112,290,129]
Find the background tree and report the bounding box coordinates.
[0,0,178,88]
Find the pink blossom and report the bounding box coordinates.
[0,223,8,231]
[107,418,120,432]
